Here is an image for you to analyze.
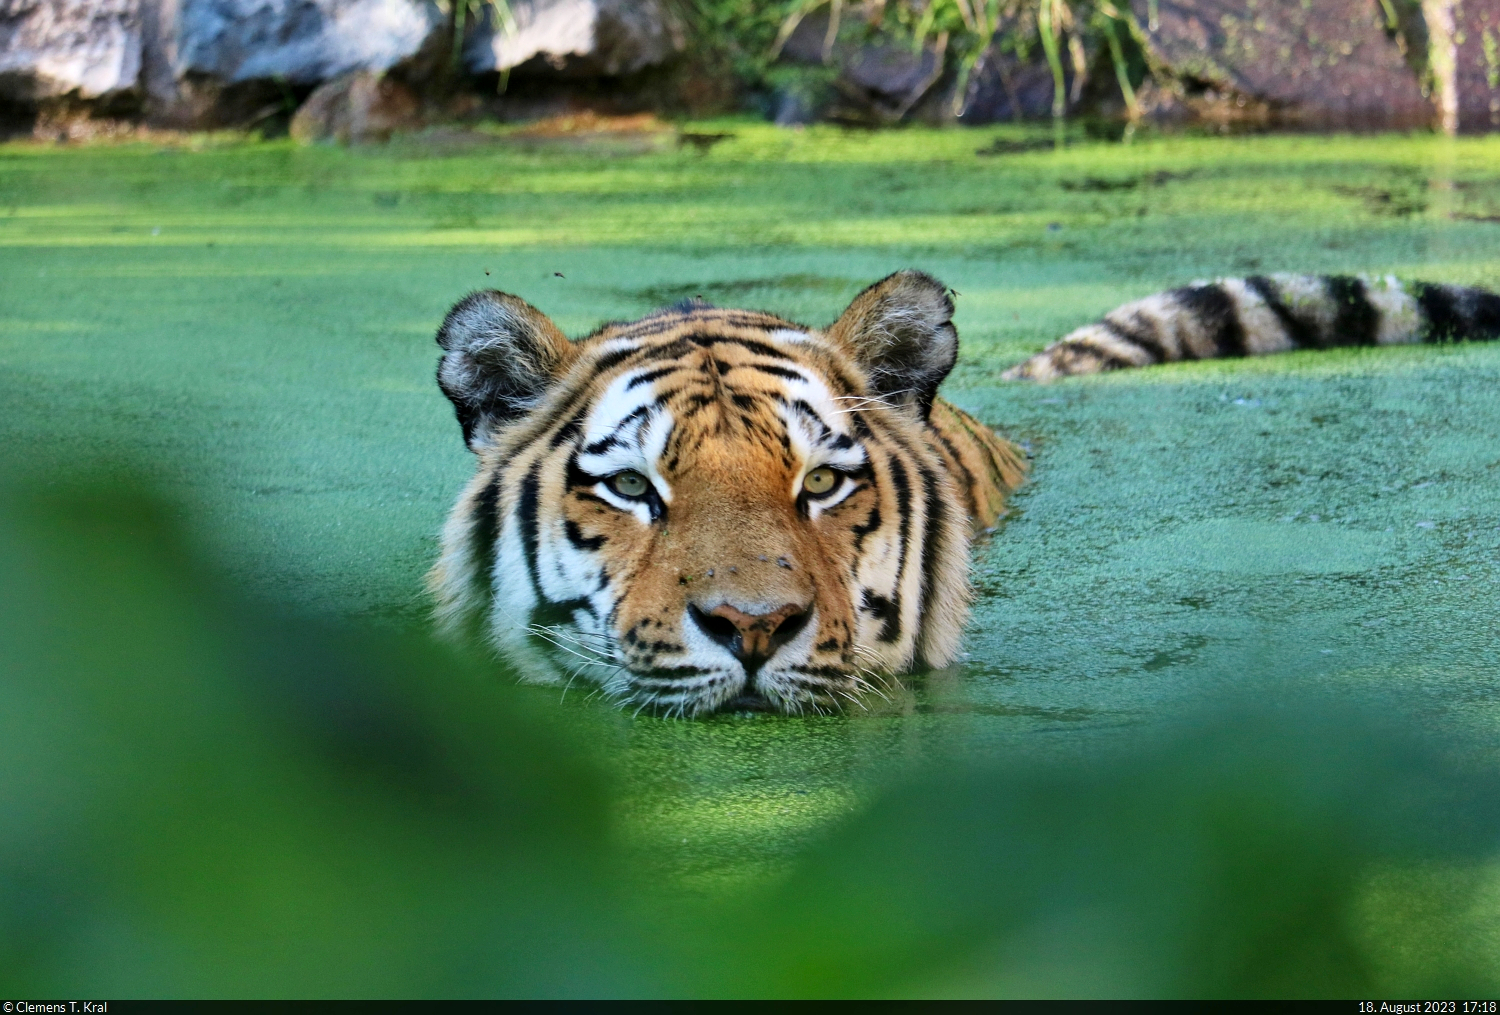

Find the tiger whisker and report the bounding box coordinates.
[831,394,898,410]
[528,624,616,653]
[527,625,644,707]
[559,662,587,703]
[850,669,893,703]
[850,647,897,685]
[529,629,616,669]
[834,688,868,712]
[527,626,624,667]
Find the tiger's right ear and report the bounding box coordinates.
[435,290,576,449]
[826,270,958,419]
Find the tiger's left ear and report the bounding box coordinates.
[436,290,577,450]
[827,270,958,418]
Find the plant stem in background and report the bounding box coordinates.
[1096,6,1138,120]
[442,0,517,87]
[493,0,517,91]
[912,0,938,50]
[1421,0,1458,135]
[450,0,466,68]
[896,30,948,118]
[952,0,1002,116]
[1038,0,1068,120]
[951,43,987,116]
[1067,31,1088,102]
[822,0,843,61]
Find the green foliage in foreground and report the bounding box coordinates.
[4,465,1500,997]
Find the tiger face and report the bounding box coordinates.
[428,271,1026,716]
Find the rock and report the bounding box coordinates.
[173,0,443,85]
[1131,0,1431,129]
[959,49,1082,122]
[0,0,142,100]
[1455,0,1500,131]
[463,0,681,77]
[289,67,419,141]
[839,41,944,118]
[773,10,948,122]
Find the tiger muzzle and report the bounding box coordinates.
[689,602,811,674]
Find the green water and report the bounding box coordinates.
[3,123,1499,898]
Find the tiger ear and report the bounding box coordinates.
[827,270,958,417]
[436,290,576,449]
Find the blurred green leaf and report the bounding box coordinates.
[0,473,643,997]
[686,705,1500,996]
[4,465,1499,997]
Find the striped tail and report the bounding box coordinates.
[1003,275,1500,381]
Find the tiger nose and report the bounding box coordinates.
[689,602,811,672]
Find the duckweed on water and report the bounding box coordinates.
[1,126,1499,977]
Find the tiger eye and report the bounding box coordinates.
[802,467,838,496]
[610,471,649,498]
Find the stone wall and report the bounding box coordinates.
[462,0,680,78]
[1129,0,1434,129]
[2,0,1498,134]
[0,0,682,130]
[0,0,143,100]
[174,0,441,85]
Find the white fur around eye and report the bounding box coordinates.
[576,378,676,509]
[802,470,859,518]
[593,482,655,525]
[813,442,868,471]
[768,328,814,345]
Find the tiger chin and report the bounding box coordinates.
[427,270,1028,717]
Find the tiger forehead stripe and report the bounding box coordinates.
[488,338,652,458]
[587,331,851,402]
[604,310,789,341]
[582,370,671,460]
[493,333,689,456]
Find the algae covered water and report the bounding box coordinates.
[2,124,1499,994]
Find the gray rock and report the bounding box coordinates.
[1131,0,1431,129]
[840,41,943,112]
[463,0,681,77]
[174,0,442,85]
[0,0,142,99]
[959,48,1081,122]
[289,67,420,140]
[774,10,947,122]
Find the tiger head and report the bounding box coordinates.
[428,271,1025,716]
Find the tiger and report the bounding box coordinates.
[428,270,1029,716]
[1004,274,1500,380]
